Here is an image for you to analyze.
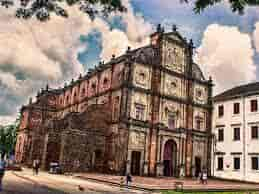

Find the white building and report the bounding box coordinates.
[212,82,259,183]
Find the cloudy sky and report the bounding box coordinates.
[0,0,259,125]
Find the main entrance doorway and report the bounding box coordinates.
[163,140,177,177]
[131,151,141,175]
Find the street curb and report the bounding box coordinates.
[75,175,154,192]
[74,175,259,193]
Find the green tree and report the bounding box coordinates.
[0,116,20,159]
[0,0,126,21]
[183,0,259,14]
[0,0,258,22]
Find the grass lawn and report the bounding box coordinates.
[162,191,259,194]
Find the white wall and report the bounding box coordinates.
[212,95,259,183]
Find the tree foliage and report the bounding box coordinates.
[0,0,126,21]
[0,0,258,21]
[0,116,20,159]
[183,0,259,14]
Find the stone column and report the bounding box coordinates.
[126,150,131,174]
[149,128,158,175]
[143,133,149,176]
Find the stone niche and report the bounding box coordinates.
[160,100,181,127]
[163,74,181,97]
[193,84,208,104]
[133,64,151,89]
[131,92,150,120]
[193,108,206,131]
[162,40,185,73]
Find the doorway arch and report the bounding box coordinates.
[163,139,177,177]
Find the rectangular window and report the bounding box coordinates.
[218,105,224,117]
[234,157,240,170]
[196,119,204,130]
[233,128,240,141]
[251,157,259,170]
[233,103,240,114]
[168,114,176,129]
[251,126,258,139]
[218,129,224,142]
[251,100,258,112]
[135,104,145,120]
[218,157,224,170]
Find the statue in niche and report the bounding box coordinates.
[135,69,147,86]
[166,79,178,95]
[164,43,184,72]
[195,88,204,102]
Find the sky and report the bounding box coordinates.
[0,0,259,125]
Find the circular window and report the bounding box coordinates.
[171,82,177,88]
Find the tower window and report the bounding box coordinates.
[135,104,145,120]
[196,117,203,130]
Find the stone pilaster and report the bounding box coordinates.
[156,162,164,177]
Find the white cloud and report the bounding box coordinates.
[195,24,256,95]
[254,22,259,53]
[0,0,153,123]
[99,0,152,61]
[0,115,16,126]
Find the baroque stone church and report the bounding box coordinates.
[15,25,213,177]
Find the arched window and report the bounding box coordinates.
[81,88,85,97]
[91,83,96,90]
[135,103,145,120]
[195,116,204,130]
[103,78,108,85]
[66,96,70,104]
[168,112,176,129]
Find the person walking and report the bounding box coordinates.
[126,173,132,188]
[198,170,203,184]
[202,169,208,184]
[35,159,40,175]
[32,159,36,175]
[0,156,6,192]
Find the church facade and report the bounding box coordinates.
[15,25,213,177]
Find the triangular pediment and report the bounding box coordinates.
[164,31,187,45]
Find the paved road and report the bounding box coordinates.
[1,170,148,194]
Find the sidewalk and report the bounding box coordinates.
[13,168,145,194]
[75,172,259,192]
